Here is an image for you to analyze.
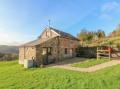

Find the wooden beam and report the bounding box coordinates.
[97,46,111,60]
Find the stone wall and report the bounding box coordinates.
[58,37,79,60]
[19,47,25,64]
[19,46,36,64]
[35,45,43,66]
[24,47,36,59]
[36,37,59,64]
[19,37,79,65]
[40,37,79,62]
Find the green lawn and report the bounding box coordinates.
[0,60,120,89]
[72,58,109,68]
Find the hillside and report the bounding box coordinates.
[0,45,19,54]
[89,36,120,46]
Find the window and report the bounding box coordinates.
[48,48,52,55]
[70,48,73,54]
[65,48,67,54]
[42,48,47,55]
[46,31,50,37]
[42,48,52,55]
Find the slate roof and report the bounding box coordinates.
[21,27,79,47]
[50,27,79,40]
[21,39,40,47]
[21,37,55,47]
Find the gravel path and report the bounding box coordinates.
[52,60,120,72]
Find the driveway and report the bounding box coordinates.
[48,58,120,72]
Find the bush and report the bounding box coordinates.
[0,53,18,61]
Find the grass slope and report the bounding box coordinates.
[72,58,109,68]
[0,61,120,89]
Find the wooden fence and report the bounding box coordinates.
[97,47,111,60]
[77,46,120,60]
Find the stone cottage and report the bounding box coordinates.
[19,27,79,66]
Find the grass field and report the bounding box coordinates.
[72,58,109,68]
[1,60,120,89]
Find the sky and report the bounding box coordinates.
[0,0,120,45]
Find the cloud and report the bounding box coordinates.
[100,1,120,20]
[101,1,119,13]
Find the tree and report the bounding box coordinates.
[77,29,88,42]
[77,28,106,46]
[96,29,105,39]
[109,24,120,37]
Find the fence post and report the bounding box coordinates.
[97,47,99,60]
[109,47,111,60]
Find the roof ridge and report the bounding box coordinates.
[50,27,78,40]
